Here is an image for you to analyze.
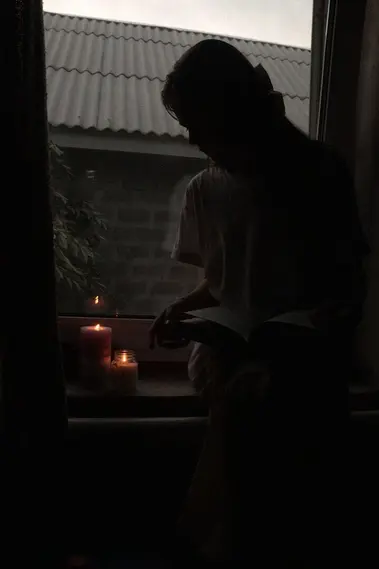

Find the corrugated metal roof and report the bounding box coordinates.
[44,12,311,137]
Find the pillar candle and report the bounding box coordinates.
[80,324,112,389]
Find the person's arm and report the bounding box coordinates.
[170,278,219,313]
[150,172,218,348]
[149,278,219,349]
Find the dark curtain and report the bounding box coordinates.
[2,1,67,562]
[352,0,379,565]
[355,0,379,380]
[316,1,379,565]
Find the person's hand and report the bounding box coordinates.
[149,303,183,349]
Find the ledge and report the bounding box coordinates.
[67,371,207,419]
[66,363,379,421]
[68,416,207,432]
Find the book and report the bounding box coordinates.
[186,307,253,342]
[160,307,315,350]
[187,306,315,343]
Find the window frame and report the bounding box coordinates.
[60,1,324,368]
[309,0,328,138]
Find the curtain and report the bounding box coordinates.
[313,0,379,385]
[354,0,379,385]
[3,0,67,562]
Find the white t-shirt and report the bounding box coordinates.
[172,166,314,330]
[172,145,368,384]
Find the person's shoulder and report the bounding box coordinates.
[190,166,229,185]
[294,140,353,213]
[307,141,369,254]
[186,166,231,194]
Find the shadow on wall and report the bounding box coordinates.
[54,148,206,316]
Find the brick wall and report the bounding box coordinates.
[55,147,206,316]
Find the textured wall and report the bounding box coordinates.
[56,147,205,316]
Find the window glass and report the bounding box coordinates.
[44,0,313,318]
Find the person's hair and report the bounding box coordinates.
[162,38,313,175]
[161,39,285,129]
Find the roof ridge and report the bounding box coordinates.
[44,26,311,65]
[43,11,311,52]
[46,65,310,100]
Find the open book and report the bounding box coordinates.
[162,306,315,350]
[183,306,314,345]
[186,307,253,343]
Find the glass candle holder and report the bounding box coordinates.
[111,350,138,394]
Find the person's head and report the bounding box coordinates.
[162,39,287,172]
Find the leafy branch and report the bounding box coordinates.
[49,141,107,294]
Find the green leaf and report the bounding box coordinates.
[72,280,82,292]
[51,139,108,293]
[70,240,79,257]
[57,233,68,249]
[55,266,63,281]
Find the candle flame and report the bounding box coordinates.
[95,324,101,331]
[94,296,99,305]
[122,352,128,363]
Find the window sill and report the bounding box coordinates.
[68,416,208,434]
[67,373,208,419]
[66,377,379,420]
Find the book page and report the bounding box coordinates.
[185,307,253,342]
[185,307,315,344]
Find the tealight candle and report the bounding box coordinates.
[80,324,112,389]
[111,350,138,394]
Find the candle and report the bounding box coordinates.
[111,350,138,394]
[86,295,106,314]
[80,324,112,389]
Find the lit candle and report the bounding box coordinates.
[80,324,112,389]
[111,350,138,394]
[86,295,106,314]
